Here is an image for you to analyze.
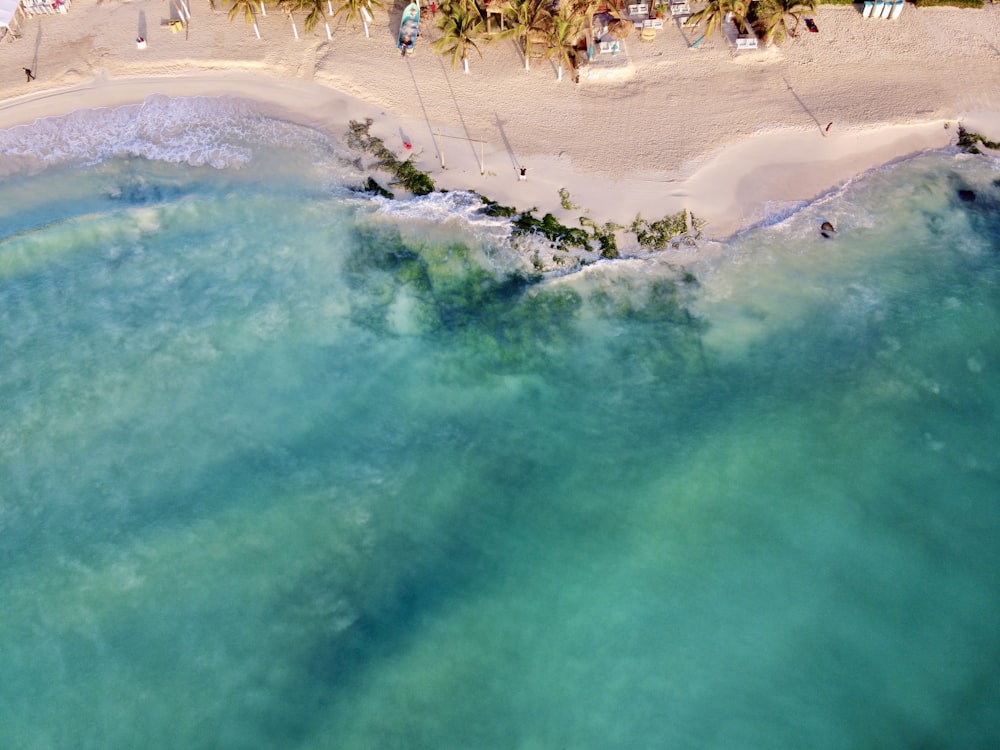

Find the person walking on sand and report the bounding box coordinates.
[23,67,35,82]
[825,122,833,134]
[519,167,527,181]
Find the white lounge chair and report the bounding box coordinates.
[735,35,757,49]
[889,0,904,18]
[862,0,874,16]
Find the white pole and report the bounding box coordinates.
[259,1,266,16]
[292,19,298,38]
[363,20,369,37]
[325,21,331,39]
[253,20,260,37]
[463,57,469,74]
[479,137,484,175]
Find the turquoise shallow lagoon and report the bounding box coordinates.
[1,98,999,749]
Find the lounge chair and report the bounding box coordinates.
[872,0,884,16]
[862,0,874,16]
[889,0,904,18]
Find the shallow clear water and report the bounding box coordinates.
[1,98,999,749]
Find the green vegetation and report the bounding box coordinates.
[689,0,750,38]
[558,188,578,211]
[476,195,518,217]
[912,0,982,7]
[630,210,703,251]
[432,0,486,72]
[580,217,623,259]
[346,119,436,195]
[754,0,816,45]
[328,0,383,28]
[956,125,1000,154]
[512,210,591,249]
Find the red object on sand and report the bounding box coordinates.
[403,141,412,150]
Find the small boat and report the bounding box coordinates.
[397,1,421,55]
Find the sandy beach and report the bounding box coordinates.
[1,0,998,240]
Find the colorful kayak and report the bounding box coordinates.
[397,2,421,55]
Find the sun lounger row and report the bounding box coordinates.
[862,0,904,18]
[20,0,69,15]
[735,34,758,49]
[633,17,664,29]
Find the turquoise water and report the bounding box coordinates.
[1,98,999,749]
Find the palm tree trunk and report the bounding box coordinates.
[259,1,266,15]
[557,62,563,81]
[361,4,371,37]
[463,56,469,73]
[524,37,530,70]
[291,16,299,37]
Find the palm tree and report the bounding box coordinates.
[276,0,303,37]
[544,0,592,82]
[330,0,383,34]
[299,0,333,37]
[433,0,486,73]
[499,0,552,71]
[687,0,748,40]
[754,0,815,45]
[227,0,262,38]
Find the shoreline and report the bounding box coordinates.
[1,2,999,242]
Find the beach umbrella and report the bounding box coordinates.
[608,18,632,39]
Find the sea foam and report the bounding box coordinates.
[0,94,327,172]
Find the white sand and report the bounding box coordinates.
[1,0,999,241]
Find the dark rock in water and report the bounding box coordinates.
[820,221,835,237]
[107,179,173,204]
[352,177,394,200]
[958,189,976,203]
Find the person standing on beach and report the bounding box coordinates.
[519,167,527,181]
[23,67,35,82]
